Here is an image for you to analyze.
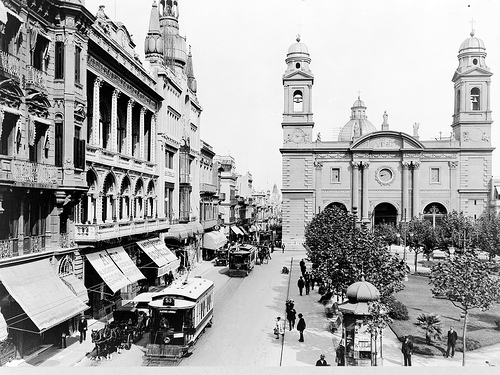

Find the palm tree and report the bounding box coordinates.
[415,313,443,344]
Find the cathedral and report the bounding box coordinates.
[280,32,494,244]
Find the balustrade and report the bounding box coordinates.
[0,51,22,80]
[26,65,47,90]
[10,159,58,185]
[0,238,19,259]
[23,235,45,254]
[60,233,76,248]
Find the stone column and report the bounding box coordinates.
[361,162,370,222]
[449,161,459,211]
[314,160,323,215]
[412,162,421,218]
[127,99,134,156]
[139,107,146,160]
[111,89,120,152]
[92,78,102,146]
[352,161,360,220]
[96,193,103,224]
[401,161,410,222]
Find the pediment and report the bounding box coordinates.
[283,70,314,80]
[350,131,424,151]
[452,66,492,81]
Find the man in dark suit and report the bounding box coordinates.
[446,326,458,358]
[297,313,306,342]
[297,276,305,296]
[401,335,414,366]
[78,315,88,344]
[315,354,329,366]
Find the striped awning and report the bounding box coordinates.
[230,226,244,236]
[165,224,193,240]
[187,221,204,235]
[202,231,227,250]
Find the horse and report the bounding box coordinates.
[90,325,120,360]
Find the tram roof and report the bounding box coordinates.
[149,299,196,309]
[155,277,214,301]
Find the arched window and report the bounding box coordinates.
[293,90,303,112]
[58,256,74,277]
[470,87,480,111]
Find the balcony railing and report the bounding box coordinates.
[26,65,47,91]
[179,173,192,185]
[0,51,22,81]
[10,159,58,185]
[23,235,46,254]
[0,238,19,259]
[200,182,217,193]
[75,217,170,242]
[60,233,76,248]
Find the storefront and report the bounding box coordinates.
[202,230,227,260]
[85,247,146,319]
[136,237,181,287]
[0,259,89,358]
[163,224,196,271]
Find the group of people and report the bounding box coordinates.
[401,326,458,366]
[275,300,306,342]
[297,259,315,296]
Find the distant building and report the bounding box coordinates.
[280,33,495,244]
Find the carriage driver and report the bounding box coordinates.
[159,316,170,330]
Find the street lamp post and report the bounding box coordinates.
[449,246,455,259]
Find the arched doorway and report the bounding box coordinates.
[422,203,447,227]
[373,203,398,226]
[325,202,347,213]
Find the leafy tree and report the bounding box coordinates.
[406,218,438,273]
[475,211,500,260]
[435,211,476,253]
[374,223,399,250]
[305,206,408,300]
[429,252,500,366]
[415,313,443,344]
[364,301,393,366]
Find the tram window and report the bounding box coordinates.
[160,316,170,329]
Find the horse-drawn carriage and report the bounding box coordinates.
[257,245,270,265]
[91,307,147,359]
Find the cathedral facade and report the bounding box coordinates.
[280,33,495,244]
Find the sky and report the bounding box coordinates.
[83,0,500,192]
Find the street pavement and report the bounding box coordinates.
[5,243,500,368]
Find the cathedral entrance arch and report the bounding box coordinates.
[422,203,447,227]
[325,202,347,212]
[373,203,398,226]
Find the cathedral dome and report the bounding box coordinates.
[338,96,377,141]
[459,30,485,52]
[286,36,310,63]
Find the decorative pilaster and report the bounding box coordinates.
[449,161,459,211]
[150,114,156,163]
[92,78,102,146]
[401,161,410,221]
[314,160,323,215]
[351,162,360,220]
[127,99,134,156]
[412,162,421,218]
[361,162,370,222]
[111,89,120,152]
[139,107,146,160]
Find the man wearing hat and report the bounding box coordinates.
[315,354,329,366]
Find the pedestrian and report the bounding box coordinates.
[275,317,285,340]
[304,273,310,295]
[286,305,296,331]
[401,335,413,366]
[315,354,329,366]
[78,315,88,344]
[282,243,285,253]
[297,313,306,342]
[336,343,345,366]
[310,275,315,290]
[300,259,306,276]
[297,276,305,296]
[446,326,458,358]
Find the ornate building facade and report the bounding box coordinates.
[280,33,495,244]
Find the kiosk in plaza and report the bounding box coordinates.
[338,276,382,366]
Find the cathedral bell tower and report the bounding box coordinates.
[452,30,493,147]
[282,36,314,146]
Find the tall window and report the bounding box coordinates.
[331,168,341,183]
[55,41,64,79]
[293,90,303,112]
[74,45,81,84]
[165,150,174,168]
[470,87,480,111]
[456,89,460,113]
[55,121,63,166]
[0,113,16,156]
[430,167,440,183]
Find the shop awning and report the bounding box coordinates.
[61,274,89,303]
[203,231,227,250]
[86,250,131,293]
[238,226,249,236]
[0,259,89,333]
[0,1,7,25]
[165,224,192,240]
[0,311,8,341]
[230,226,244,236]
[107,246,146,284]
[138,238,180,277]
[187,221,204,235]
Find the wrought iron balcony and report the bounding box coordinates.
[6,159,59,186]
[0,51,22,81]
[75,218,170,242]
[26,65,47,91]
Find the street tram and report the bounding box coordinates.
[146,277,214,360]
[228,244,257,277]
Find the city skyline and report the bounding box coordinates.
[84,0,500,191]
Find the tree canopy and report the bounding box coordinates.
[304,206,408,300]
